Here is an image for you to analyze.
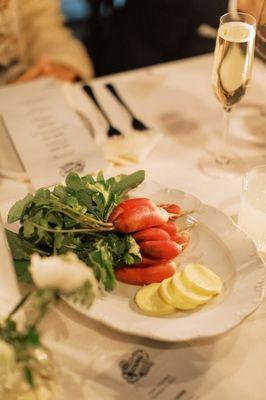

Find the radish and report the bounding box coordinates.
[115,261,176,285]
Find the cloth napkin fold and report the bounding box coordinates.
[62,83,162,166]
[102,130,162,165]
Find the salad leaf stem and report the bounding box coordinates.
[29,222,115,233]
[7,292,31,319]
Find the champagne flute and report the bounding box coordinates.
[256,0,266,60]
[201,12,256,177]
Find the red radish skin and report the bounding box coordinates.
[115,198,156,211]
[109,199,182,233]
[115,261,176,285]
[108,205,124,223]
[108,198,156,223]
[159,221,177,236]
[171,231,190,250]
[133,228,170,242]
[159,204,181,218]
[140,240,181,260]
[134,257,167,267]
[112,206,169,233]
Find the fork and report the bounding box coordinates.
[105,83,149,131]
[82,84,122,138]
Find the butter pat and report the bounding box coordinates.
[181,263,223,296]
[135,282,175,316]
[135,263,223,316]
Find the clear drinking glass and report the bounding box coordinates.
[201,12,256,177]
[256,0,266,60]
[238,164,266,253]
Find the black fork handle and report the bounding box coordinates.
[83,84,112,125]
[106,83,134,117]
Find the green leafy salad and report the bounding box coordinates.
[6,170,145,291]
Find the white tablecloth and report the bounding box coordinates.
[0,54,266,400]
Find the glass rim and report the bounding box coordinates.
[220,12,256,26]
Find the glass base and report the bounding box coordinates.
[199,150,244,179]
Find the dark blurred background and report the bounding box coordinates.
[61,0,228,77]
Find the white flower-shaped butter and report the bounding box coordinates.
[30,253,98,294]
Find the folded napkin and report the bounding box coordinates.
[62,83,162,166]
[102,130,162,165]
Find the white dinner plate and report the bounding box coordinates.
[65,180,265,342]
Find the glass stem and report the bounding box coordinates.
[216,107,232,165]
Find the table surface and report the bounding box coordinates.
[0,54,266,400]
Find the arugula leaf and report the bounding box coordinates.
[52,184,66,199]
[7,171,144,291]
[9,232,141,290]
[102,233,141,268]
[34,188,51,202]
[123,236,142,265]
[81,174,95,185]
[111,170,145,195]
[7,193,33,223]
[14,260,32,284]
[23,219,36,238]
[88,244,115,291]
[5,230,47,259]
[65,172,86,191]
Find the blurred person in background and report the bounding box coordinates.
[0,0,94,85]
[77,0,262,76]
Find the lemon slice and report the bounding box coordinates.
[169,273,212,310]
[181,264,223,296]
[135,283,175,316]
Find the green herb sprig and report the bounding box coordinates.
[6,170,145,291]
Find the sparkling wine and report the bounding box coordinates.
[212,21,255,109]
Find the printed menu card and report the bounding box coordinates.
[0,78,107,188]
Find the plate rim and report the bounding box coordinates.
[64,181,265,341]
